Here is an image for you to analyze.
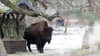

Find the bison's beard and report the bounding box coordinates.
[46,37,51,44]
[47,40,51,44]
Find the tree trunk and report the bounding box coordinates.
[0,39,7,56]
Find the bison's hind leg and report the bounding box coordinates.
[27,43,32,52]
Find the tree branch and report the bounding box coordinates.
[0,0,59,21]
[0,0,41,16]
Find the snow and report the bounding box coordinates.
[31,26,87,50]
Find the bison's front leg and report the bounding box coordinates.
[27,43,32,52]
[36,44,44,53]
[36,42,45,53]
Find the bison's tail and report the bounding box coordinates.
[23,34,27,39]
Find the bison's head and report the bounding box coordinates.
[44,27,53,44]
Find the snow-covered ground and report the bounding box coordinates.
[31,26,87,50]
[8,25,100,56]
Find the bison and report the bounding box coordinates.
[23,21,53,53]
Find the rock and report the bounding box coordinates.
[0,39,7,56]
